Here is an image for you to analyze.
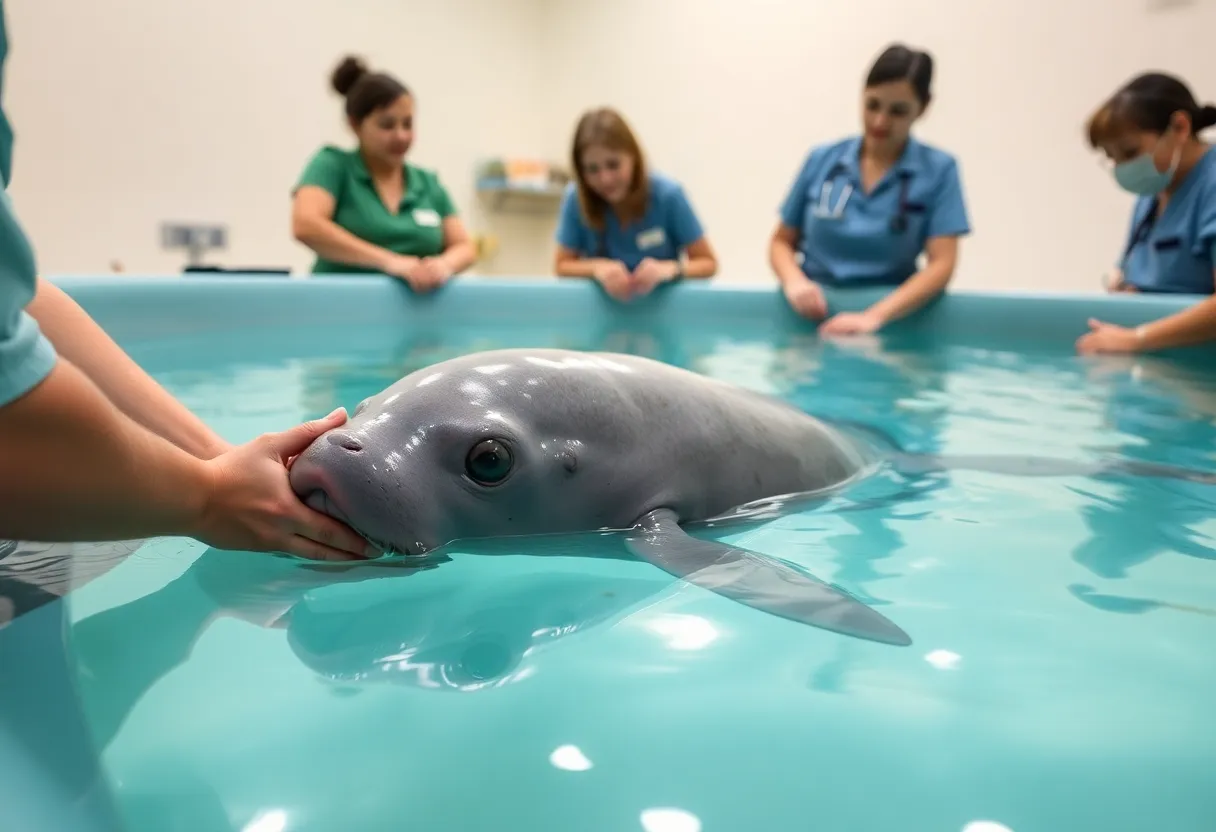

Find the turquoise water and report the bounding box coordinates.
[10,322,1216,831]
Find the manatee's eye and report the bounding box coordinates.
[355,398,370,416]
[465,439,513,485]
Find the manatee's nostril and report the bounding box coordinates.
[326,431,363,453]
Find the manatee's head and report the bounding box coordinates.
[288,351,629,556]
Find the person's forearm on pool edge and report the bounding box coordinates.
[427,216,477,277]
[768,226,809,289]
[857,236,959,328]
[1083,294,1216,354]
[292,187,413,273]
[26,277,231,459]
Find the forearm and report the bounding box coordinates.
[434,239,477,275]
[769,237,807,289]
[865,258,953,326]
[1138,295,1216,351]
[678,255,716,279]
[295,218,402,272]
[0,359,212,542]
[556,255,611,279]
[27,277,230,459]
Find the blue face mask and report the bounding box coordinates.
[1114,139,1182,196]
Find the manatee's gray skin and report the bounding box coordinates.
[287,348,908,646]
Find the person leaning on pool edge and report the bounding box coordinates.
[291,56,476,293]
[553,107,718,301]
[770,44,971,337]
[0,2,372,561]
[1078,72,1216,355]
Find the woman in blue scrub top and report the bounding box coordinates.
[1078,72,1216,355]
[770,44,971,336]
[554,107,718,301]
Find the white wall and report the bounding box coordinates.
[538,0,1216,293]
[5,0,1215,292]
[3,0,554,277]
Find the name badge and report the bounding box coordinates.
[413,208,441,227]
[636,227,667,250]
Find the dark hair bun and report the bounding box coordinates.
[331,56,368,97]
[1196,104,1216,131]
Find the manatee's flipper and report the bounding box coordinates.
[623,509,912,646]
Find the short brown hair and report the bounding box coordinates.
[570,108,649,232]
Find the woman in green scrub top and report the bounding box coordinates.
[770,44,971,337]
[1077,72,1216,355]
[554,107,718,301]
[292,56,476,292]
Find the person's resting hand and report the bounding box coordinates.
[782,278,828,321]
[592,259,634,301]
[1104,269,1139,294]
[1076,318,1142,355]
[631,258,678,296]
[410,257,453,292]
[196,407,379,561]
[382,254,425,289]
[820,310,884,337]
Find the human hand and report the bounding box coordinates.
[383,254,418,276]
[1076,318,1143,355]
[631,258,678,295]
[1104,269,1138,294]
[819,310,884,337]
[194,407,379,561]
[592,259,635,301]
[409,257,453,293]
[782,278,828,321]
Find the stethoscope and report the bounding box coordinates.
[1101,199,1159,290]
[811,161,913,233]
[1123,199,1159,261]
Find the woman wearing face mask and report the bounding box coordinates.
[291,56,476,292]
[1078,72,1216,355]
[770,44,971,337]
[553,107,718,301]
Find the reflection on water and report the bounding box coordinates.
[19,323,1216,831]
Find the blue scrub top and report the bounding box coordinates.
[0,0,56,408]
[1120,146,1216,295]
[778,135,971,286]
[555,172,706,272]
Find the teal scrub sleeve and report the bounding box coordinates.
[554,186,587,251]
[926,159,972,239]
[0,194,55,408]
[666,184,705,247]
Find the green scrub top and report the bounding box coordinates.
[294,145,458,274]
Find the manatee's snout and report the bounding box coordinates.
[288,427,428,556]
[289,429,368,527]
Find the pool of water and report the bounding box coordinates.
[3,282,1216,832]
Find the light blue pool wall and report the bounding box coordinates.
[1,273,1213,832]
[46,273,1216,363]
